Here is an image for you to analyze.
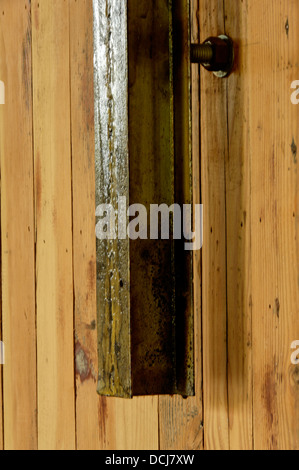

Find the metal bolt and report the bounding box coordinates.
[191,35,234,78]
[191,43,213,64]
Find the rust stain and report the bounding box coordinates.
[98,397,108,440]
[285,18,289,38]
[85,320,96,331]
[291,365,299,387]
[87,258,96,293]
[263,368,278,449]
[274,298,280,319]
[75,341,95,383]
[291,138,297,164]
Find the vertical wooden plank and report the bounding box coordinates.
[199,0,230,450]
[249,0,299,450]
[70,0,101,450]
[104,398,159,451]
[32,0,75,450]
[0,0,37,450]
[159,0,203,450]
[92,396,159,450]
[72,0,159,450]
[224,0,253,450]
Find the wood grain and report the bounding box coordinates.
[71,0,159,451]
[199,0,230,450]
[248,0,299,450]
[69,0,101,450]
[0,0,37,450]
[32,0,75,450]
[159,0,203,450]
[0,0,298,451]
[224,0,253,450]
[101,397,159,451]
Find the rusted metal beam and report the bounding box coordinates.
[93,0,194,398]
[93,0,131,398]
[172,0,194,397]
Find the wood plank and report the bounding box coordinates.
[159,0,203,450]
[0,0,37,450]
[72,0,159,450]
[249,0,299,450]
[69,0,101,450]
[199,0,230,450]
[224,0,253,450]
[102,397,159,451]
[95,397,159,450]
[32,0,75,450]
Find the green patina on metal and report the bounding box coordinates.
[93,0,194,398]
[93,0,131,398]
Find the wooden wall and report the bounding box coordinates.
[0,0,298,450]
